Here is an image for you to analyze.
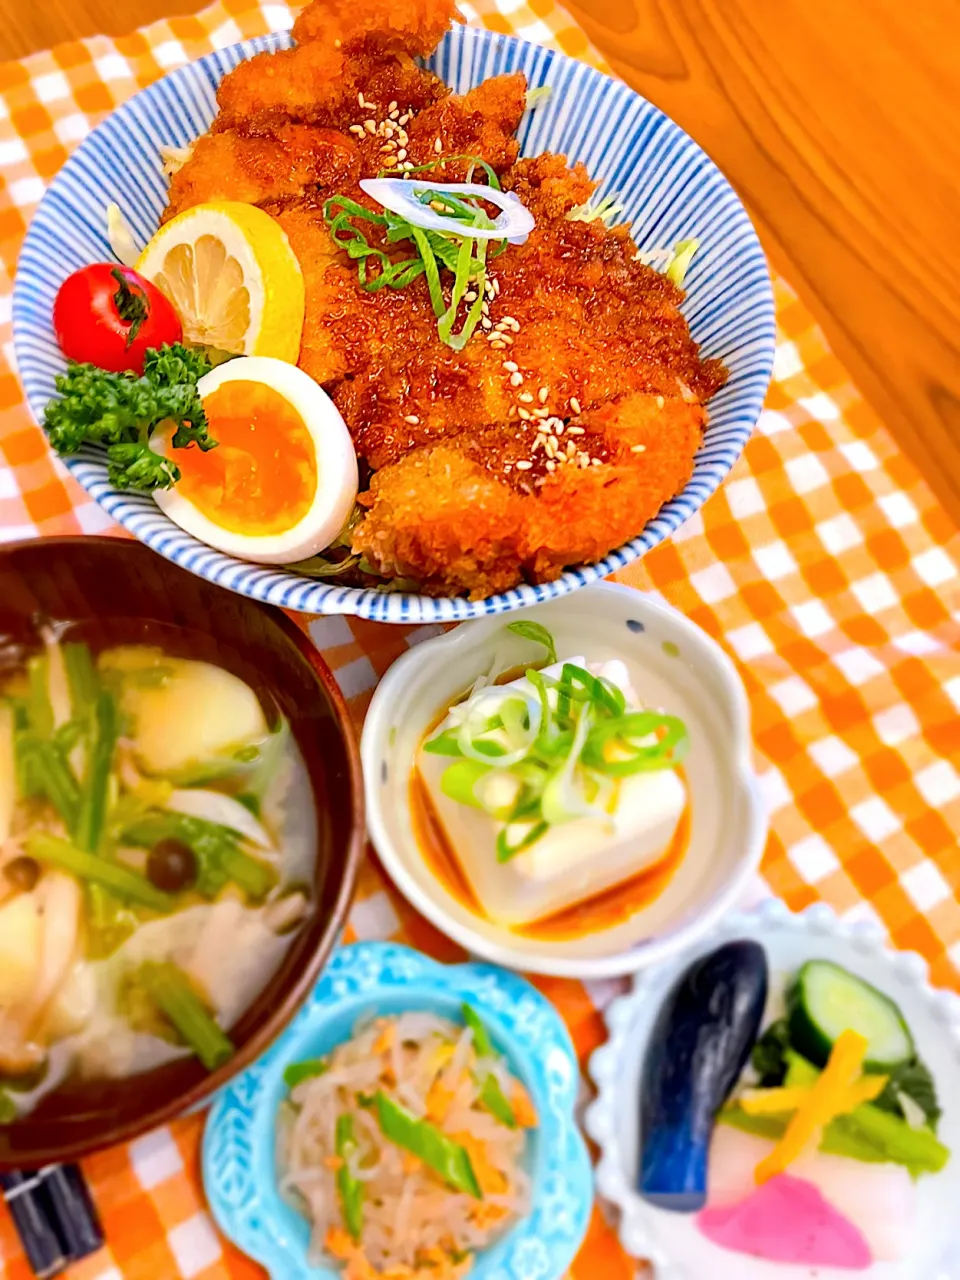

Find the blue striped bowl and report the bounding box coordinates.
[13,25,775,623]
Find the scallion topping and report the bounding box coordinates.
[324,158,528,350]
[425,624,688,858]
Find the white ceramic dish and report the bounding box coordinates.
[361,582,767,978]
[585,899,960,1280]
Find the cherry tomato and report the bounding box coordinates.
[53,263,182,375]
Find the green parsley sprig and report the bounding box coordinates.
[43,342,217,491]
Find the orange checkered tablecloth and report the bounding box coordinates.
[1,0,960,1275]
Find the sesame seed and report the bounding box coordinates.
[517,407,532,421]
[502,361,519,372]
[464,290,477,302]
[493,278,501,295]
[398,113,411,125]
[389,100,398,112]
[579,454,590,469]
[567,425,585,435]
[404,414,420,424]
[510,372,523,387]
[566,441,577,458]
[504,463,513,473]
[435,137,443,154]
[592,458,603,466]
[515,460,533,471]
[500,334,514,345]
[631,443,647,453]
[481,302,490,317]
[538,387,549,403]
[349,124,365,136]
[502,314,518,327]
[545,437,557,457]
[364,120,377,134]
[518,391,534,403]
[534,433,546,447]
[495,321,509,332]
[481,317,493,329]
[396,130,409,145]
[358,92,365,107]
[569,396,582,415]
[403,162,415,171]
[491,340,507,349]
[381,143,396,153]
[396,148,407,161]
[383,122,395,135]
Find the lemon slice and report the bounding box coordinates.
[136,201,305,363]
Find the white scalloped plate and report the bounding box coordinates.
[584,900,960,1280]
[362,583,767,978]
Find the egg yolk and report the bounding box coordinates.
[173,380,317,536]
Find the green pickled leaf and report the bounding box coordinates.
[284,1058,329,1089]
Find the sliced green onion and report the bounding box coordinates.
[665,237,700,286]
[496,821,549,862]
[540,702,598,825]
[440,759,492,811]
[581,712,689,775]
[507,621,558,666]
[422,729,464,757]
[455,687,540,767]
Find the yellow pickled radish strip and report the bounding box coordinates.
[740,1071,887,1118]
[754,1029,868,1184]
[740,1087,813,1115]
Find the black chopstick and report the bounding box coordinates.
[1,1164,104,1278]
[36,1164,104,1260]
[0,1171,69,1278]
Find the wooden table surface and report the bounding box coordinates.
[3,0,959,528]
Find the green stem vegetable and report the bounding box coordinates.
[16,737,81,832]
[335,1115,364,1241]
[283,1058,329,1089]
[26,831,175,913]
[75,690,118,853]
[138,961,234,1071]
[462,1004,517,1127]
[122,810,276,900]
[372,1091,482,1198]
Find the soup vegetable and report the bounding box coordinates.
[279,1005,536,1279]
[0,631,315,1120]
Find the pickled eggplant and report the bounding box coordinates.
[639,939,768,1211]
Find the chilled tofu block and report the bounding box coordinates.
[417,657,687,927]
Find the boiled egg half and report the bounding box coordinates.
[152,355,358,564]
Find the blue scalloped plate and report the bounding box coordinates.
[12,22,774,623]
[203,941,593,1279]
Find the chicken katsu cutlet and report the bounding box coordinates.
[161,0,727,598]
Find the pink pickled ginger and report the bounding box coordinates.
[697,1173,873,1270]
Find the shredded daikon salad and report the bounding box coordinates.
[278,1006,537,1279]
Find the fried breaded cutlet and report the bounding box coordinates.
[161,0,728,598]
